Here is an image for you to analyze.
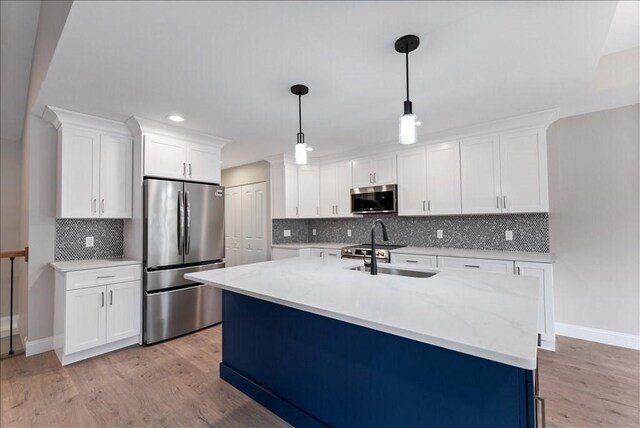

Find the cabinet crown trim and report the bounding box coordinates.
[127,116,230,148]
[43,106,132,136]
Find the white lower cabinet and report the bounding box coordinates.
[54,265,142,365]
[515,261,555,349]
[437,256,513,274]
[390,253,437,267]
[271,247,311,260]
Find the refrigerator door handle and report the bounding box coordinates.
[177,191,184,255]
[185,191,191,254]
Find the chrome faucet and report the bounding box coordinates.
[369,219,389,275]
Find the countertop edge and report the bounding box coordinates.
[50,259,142,273]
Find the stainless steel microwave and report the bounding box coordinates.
[351,185,397,214]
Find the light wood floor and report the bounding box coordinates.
[1,326,638,428]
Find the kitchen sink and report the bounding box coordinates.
[348,265,438,278]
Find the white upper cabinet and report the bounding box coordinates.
[45,107,133,219]
[319,161,354,217]
[353,153,397,187]
[143,134,221,184]
[297,165,320,217]
[426,142,462,215]
[460,135,502,214]
[397,148,427,216]
[499,129,548,213]
[284,162,299,218]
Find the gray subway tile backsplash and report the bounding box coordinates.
[55,219,124,261]
[273,213,549,253]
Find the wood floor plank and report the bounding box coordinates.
[1,326,637,427]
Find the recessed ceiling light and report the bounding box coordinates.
[168,115,184,122]
[306,147,314,152]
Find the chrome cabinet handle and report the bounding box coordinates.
[427,200,431,212]
[422,200,426,211]
[92,199,97,213]
[496,196,500,209]
[516,266,521,275]
[296,206,299,216]
[503,195,507,210]
[373,172,376,183]
[405,260,419,263]
[316,206,319,216]
[464,264,481,268]
[177,191,184,255]
[183,162,186,177]
[100,292,105,307]
[109,290,113,305]
[97,275,115,279]
[369,173,372,183]
[101,199,105,214]
[185,191,191,254]
[189,163,192,177]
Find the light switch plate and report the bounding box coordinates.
[347,229,352,237]
[284,230,291,237]
[505,230,513,241]
[85,236,94,247]
[312,229,316,236]
[437,230,443,239]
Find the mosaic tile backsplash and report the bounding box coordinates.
[55,219,124,261]
[273,213,549,253]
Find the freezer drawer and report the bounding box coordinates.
[144,284,222,344]
[145,262,224,292]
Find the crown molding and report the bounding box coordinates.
[126,116,231,148]
[42,106,131,136]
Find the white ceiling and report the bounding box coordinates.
[1,0,40,142]
[35,1,637,168]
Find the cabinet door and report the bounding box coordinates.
[271,248,298,260]
[297,165,320,218]
[99,133,132,218]
[372,153,397,185]
[499,130,548,213]
[437,257,513,274]
[58,127,100,218]
[225,186,242,267]
[426,142,462,215]
[319,165,337,216]
[335,161,353,216]
[460,136,502,214]
[311,248,324,257]
[66,286,106,354]
[352,158,374,188]
[284,163,298,218]
[187,142,221,184]
[242,182,268,264]
[144,133,187,179]
[397,148,427,216]
[106,281,140,343]
[516,262,554,344]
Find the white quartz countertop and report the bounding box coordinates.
[186,257,539,369]
[272,242,352,250]
[50,258,142,272]
[390,247,555,263]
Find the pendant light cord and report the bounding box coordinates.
[298,93,302,134]
[405,49,410,102]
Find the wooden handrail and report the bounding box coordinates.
[0,247,28,262]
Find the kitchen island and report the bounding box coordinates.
[186,257,540,427]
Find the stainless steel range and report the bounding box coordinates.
[341,244,406,263]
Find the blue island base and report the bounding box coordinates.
[220,290,535,428]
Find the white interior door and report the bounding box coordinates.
[242,182,268,264]
[460,136,502,214]
[99,133,132,218]
[335,161,353,216]
[319,165,337,216]
[297,165,319,217]
[59,127,100,218]
[499,130,548,213]
[144,133,187,179]
[187,142,221,184]
[426,142,462,215]
[225,186,242,267]
[106,281,140,343]
[397,148,427,216]
[65,286,106,354]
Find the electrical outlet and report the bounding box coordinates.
[347,229,352,237]
[284,230,291,237]
[312,229,316,236]
[505,230,513,241]
[85,236,94,247]
[437,230,443,239]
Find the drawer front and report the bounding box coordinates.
[438,257,513,274]
[66,265,142,290]
[323,249,341,258]
[390,254,437,267]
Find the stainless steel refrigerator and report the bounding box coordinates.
[143,178,225,344]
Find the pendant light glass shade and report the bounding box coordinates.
[295,141,308,164]
[399,113,418,145]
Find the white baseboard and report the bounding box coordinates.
[556,323,640,350]
[25,336,54,356]
[0,315,19,338]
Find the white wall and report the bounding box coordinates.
[0,137,23,329]
[547,104,639,340]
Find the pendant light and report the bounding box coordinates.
[395,35,420,144]
[291,84,309,164]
